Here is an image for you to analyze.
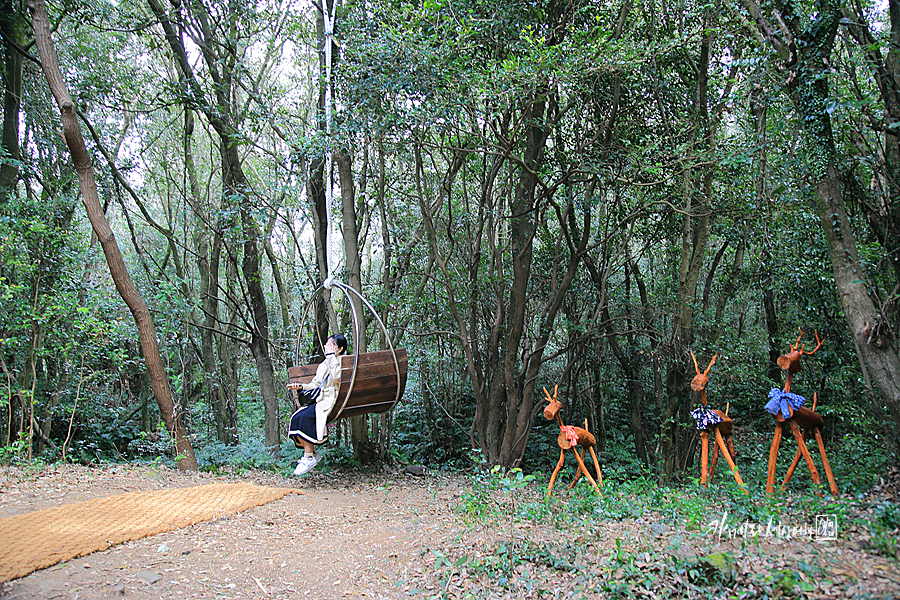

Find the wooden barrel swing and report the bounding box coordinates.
[286,281,408,422]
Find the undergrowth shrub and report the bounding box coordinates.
[866,502,900,558]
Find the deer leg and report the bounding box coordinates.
[715,428,747,494]
[709,435,720,482]
[588,446,602,489]
[813,428,838,496]
[788,420,822,495]
[767,424,783,495]
[566,448,586,496]
[700,431,710,486]
[570,446,601,495]
[783,426,814,490]
[547,449,566,498]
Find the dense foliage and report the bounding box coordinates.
[1,0,898,492]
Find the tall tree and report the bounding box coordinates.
[394,0,592,467]
[28,0,198,470]
[147,0,282,449]
[659,20,715,480]
[742,0,900,439]
[183,107,237,445]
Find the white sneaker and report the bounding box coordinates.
[293,454,318,476]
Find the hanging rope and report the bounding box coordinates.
[323,0,340,289]
[292,3,407,423]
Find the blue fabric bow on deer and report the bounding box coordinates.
[690,405,723,430]
[765,388,805,419]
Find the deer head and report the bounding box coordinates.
[543,385,562,421]
[690,352,717,395]
[776,328,823,374]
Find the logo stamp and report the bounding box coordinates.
[816,514,838,541]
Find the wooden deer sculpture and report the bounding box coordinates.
[765,329,838,496]
[543,386,602,498]
[689,353,747,493]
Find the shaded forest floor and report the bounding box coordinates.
[1,463,899,599]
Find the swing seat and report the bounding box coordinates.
[287,349,408,422]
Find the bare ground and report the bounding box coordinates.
[0,463,898,599]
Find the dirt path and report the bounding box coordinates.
[1,464,467,599]
[1,464,899,599]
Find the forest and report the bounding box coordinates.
[2,0,900,494]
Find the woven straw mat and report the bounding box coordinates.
[0,482,301,582]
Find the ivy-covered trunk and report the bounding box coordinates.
[744,0,900,440]
[797,2,900,440]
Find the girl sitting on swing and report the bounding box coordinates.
[288,333,347,475]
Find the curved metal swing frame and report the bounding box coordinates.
[293,281,405,422]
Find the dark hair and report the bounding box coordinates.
[329,334,348,355]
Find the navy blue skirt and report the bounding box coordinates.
[288,404,317,445]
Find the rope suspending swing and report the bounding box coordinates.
[287,3,407,422]
[323,0,340,289]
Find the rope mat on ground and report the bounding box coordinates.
[0,482,301,582]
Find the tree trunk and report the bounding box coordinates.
[842,0,900,285]
[29,0,197,469]
[264,232,292,362]
[491,98,545,466]
[590,337,607,453]
[39,357,65,455]
[812,165,900,433]
[185,104,233,444]
[763,283,782,385]
[661,24,713,482]
[235,174,280,450]
[220,255,241,440]
[336,149,378,464]
[0,0,22,198]
[751,89,782,385]
[307,157,334,348]
[706,233,747,346]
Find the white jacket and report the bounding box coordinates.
[301,353,342,442]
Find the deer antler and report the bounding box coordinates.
[800,330,823,356]
[543,385,562,422]
[691,352,718,376]
[790,328,804,352]
[704,354,718,376]
[543,385,558,404]
[779,328,823,374]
